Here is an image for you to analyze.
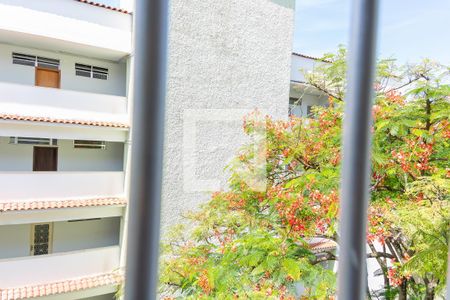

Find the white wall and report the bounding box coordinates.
[0,43,127,96]
[290,54,324,83]
[84,294,116,300]
[58,140,124,172]
[53,217,120,253]
[0,82,127,115]
[0,246,120,288]
[0,224,29,259]
[160,0,295,229]
[0,137,32,171]
[0,0,131,31]
[0,172,125,201]
[0,137,124,171]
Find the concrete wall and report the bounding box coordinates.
[0,137,124,171]
[0,224,29,259]
[58,140,124,172]
[84,294,116,300]
[160,0,295,229]
[53,217,120,253]
[0,43,127,96]
[0,172,125,202]
[0,218,120,259]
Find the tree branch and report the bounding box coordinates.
[308,82,344,102]
[311,251,337,265]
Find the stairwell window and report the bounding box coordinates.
[75,63,108,80]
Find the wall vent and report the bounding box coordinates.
[12,53,35,67]
[37,56,60,70]
[73,140,106,149]
[9,137,58,146]
[75,63,108,80]
[12,52,60,70]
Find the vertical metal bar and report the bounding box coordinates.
[124,0,169,299]
[446,246,450,299]
[338,0,379,299]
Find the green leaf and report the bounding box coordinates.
[282,258,302,280]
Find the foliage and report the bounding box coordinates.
[160,47,449,299]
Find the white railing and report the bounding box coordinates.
[0,82,127,115]
[0,246,120,288]
[0,172,124,201]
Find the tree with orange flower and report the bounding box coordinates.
[159,48,449,299]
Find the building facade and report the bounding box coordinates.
[0,0,297,299]
[289,52,329,118]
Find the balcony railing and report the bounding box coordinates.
[0,246,120,288]
[0,171,124,201]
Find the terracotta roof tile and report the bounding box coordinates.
[0,197,127,212]
[75,0,131,14]
[310,240,338,253]
[0,271,123,300]
[0,113,129,128]
[292,52,331,63]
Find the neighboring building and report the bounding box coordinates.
[0,0,296,299]
[289,52,329,117]
[0,0,132,299]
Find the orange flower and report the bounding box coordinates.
[198,269,212,295]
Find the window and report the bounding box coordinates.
[9,137,57,146]
[73,140,106,149]
[75,63,108,80]
[289,97,300,105]
[12,52,60,70]
[306,105,313,117]
[31,223,53,256]
[289,97,302,116]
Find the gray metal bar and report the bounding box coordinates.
[338,0,379,299]
[124,0,169,299]
[446,246,449,299]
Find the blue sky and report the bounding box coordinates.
[293,0,450,64]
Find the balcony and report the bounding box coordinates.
[0,246,120,289]
[0,171,124,201]
[0,82,129,141]
[0,81,127,119]
[0,0,132,60]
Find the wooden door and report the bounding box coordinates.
[30,223,53,255]
[33,147,58,171]
[35,67,60,88]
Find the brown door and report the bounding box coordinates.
[35,67,60,88]
[33,147,58,171]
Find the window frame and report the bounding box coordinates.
[75,63,109,80]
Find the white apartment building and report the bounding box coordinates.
[289,52,329,118]
[0,1,131,299]
[0,0,298,299]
